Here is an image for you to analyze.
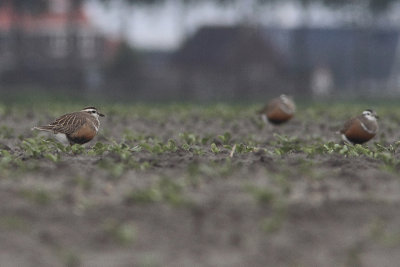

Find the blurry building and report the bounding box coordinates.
[265,27,400,95]
[310,65,333,98]
[0,0,117,90]
[171,25,290,101]
[168,25,400,100]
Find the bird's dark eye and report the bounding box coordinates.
[92,111,96,113]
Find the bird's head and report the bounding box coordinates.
[81,106,105,119]
[362,109,378,120]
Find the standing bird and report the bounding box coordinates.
[258,94,296,125]
[340,109,378,144]
[32,107,105,145]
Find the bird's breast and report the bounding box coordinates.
[68,123,97,144]
[344,120,376,143]
[267,105,294,124]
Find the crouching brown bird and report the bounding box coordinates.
[340,109,378,144]
[32,106,105,145]
[258,94,296,125]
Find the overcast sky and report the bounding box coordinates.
[85,0,400,50]
[84,1,311,50]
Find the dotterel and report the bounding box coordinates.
[258,94,296,125]
[340,109,378,144]
[32,106,105,145]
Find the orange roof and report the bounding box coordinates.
[0,2,89,31]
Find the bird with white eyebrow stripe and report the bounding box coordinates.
[258,94,296,125]
[32,107,105,145]
[339,109,379,144]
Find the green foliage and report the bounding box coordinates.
[20,188,53,205]
[261,204,287,234]
[210,143,220,153]
[272,134,304,155]
[44,152,61,163]
[179,132,199,145]
[0,126,14,138]
[20,137,67,158]
[218,132,232,145]
[3,101,400,234]
[0,149,14,165]
[245,185,275,204]
[125,177,188,206]
[234,143,262,154]
[71,144,85,155]
[98,158,126,178]
[102,219,136,245]
[88,142,109,155]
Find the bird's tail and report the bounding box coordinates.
[31,125,54,132]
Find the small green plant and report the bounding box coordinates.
[88,142,109,155]
[70,144,85,155]
[125,177,188,206]
[44,152,61,163]
[261,200,288,234]
[165,139,178,152]
[0,125,14,138]
[0,149,14,165]
[124,187,161,204]
[245,185,275,204]
[210,143,220,153]
[102,219,136,245]
[19,137,67,158]
[20,188,53,205]
[218,132,232,145]
[98,159,126,178]
[179,132,199,145]
[272,134,302,155]
[72,176,92,191]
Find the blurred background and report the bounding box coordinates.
[1,0,400,102]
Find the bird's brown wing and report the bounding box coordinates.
[340,117,359,134]
[258,98,279,114]
[49,112,86,134]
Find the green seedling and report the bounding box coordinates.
[70,144,85,155]
[0,149,14,165]
[181,143,190,151]
[218,132,232,145]
[98,160,125,178]
[88,142,109,155]
[272,134,302,155]
[234,143,258,154]
[0,125,14,138]
[102,219,136,245]
[245,185,275,204]
[179,132,199,145]
[125,177,188,206]
[165,139,178,152]
[44,152,61,163]
[210,143,220,153]
[20,188,53,205]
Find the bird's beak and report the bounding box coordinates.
[99,113,105,117]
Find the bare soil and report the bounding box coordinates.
[1,106,400,267]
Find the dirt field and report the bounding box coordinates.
[1,102,400,267]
